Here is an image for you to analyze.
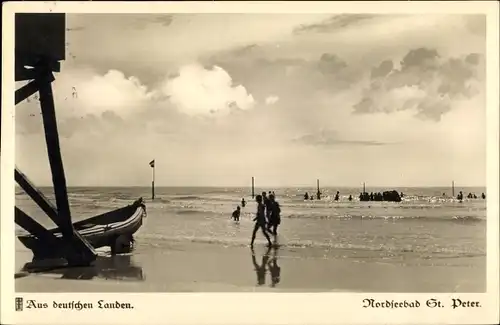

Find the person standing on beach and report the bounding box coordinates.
[251,195,272,247]
[267,194,281,237]
[241,198,246,208]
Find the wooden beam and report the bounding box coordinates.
[15,167,59,224]
[15,207,61,247]
[15,79,38,105]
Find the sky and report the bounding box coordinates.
[15,13,487,187]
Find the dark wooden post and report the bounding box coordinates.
[36,61,96,265]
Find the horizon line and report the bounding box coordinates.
[14,184,487,189]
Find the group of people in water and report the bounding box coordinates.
[231,191,282,247]
[304,190,393,202]
[455,191,486,201]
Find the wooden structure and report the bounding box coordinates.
[15,13,97,266]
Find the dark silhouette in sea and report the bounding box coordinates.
[348,195,353,201]
[241,198,246,208]
[359,190,402,202]
[304,192,309,200]
[250,195,272,247]
[231,206,241,221]
[457,191,464,202]
[251,246,271,286]
[482,192,486,199]
[334,191,340,201]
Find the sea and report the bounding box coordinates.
[15,186,487,264]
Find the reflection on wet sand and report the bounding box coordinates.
[251,246,281,287]
[19,254,144,281]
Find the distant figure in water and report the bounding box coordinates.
[250,195,272,247]
[241,198,246,208]
[370,192,374,201]
[267,194,281,237]
[231,206,241,221]
[400,192,404,198]
[481,193,486,199]
[251,247,271,286]
[443,193,446,197]
[348,195,353,201]
[334,191,340,201]
[310,195,314,201]
[457,191,464,202]
[316,190,321,200]
[304,192,309,200]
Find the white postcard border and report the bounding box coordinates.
[1,1,498,325]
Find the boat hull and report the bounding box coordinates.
[17,198,147,259]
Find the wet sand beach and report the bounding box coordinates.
[15,241,485,293]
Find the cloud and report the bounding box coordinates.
[265,95,279,105]
[318,53,348,74]
[293,14,378,34]
[352,48,485,121]
[161,64,255,116]
[15,14,487,187]
[292,129,389,147]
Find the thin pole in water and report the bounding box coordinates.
[452,181,455,197]
[251,177,255,198]
[317,179,321,200]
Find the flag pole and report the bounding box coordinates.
[151,160,155,201]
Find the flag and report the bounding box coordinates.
[149,160,155,168]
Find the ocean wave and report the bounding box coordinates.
[135,234,484,258]
[283,214,485,223]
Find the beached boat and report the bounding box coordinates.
[17,198,147,259]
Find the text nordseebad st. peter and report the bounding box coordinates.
[25,300,133,310]
[362,298,481,309]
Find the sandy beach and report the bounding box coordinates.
[15,239,485,293]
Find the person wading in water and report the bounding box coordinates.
[267,194,281,238]
[251,195,272,247]
[231,206,241,221]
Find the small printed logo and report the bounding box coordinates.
[15,297,23,312]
